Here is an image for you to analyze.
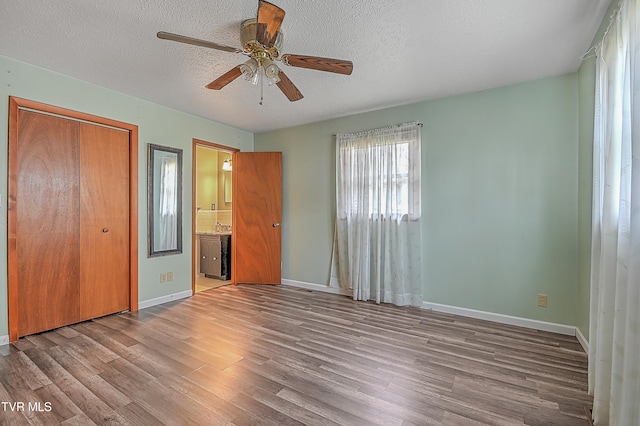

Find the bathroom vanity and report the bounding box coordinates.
[199,233,231,280]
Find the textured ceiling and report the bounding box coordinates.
[0,0,611,133]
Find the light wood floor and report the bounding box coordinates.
[0,285,592,425]
[195,275,231,293]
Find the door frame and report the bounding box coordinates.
[192,138,239,294]
[7,97,139,342]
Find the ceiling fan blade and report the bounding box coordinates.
[282,54,353,75]
[157,31,241,53]
[206,66,243,90]
[256,0,285,48]
[276,71,303,102]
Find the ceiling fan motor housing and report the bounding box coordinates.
[241,18,283,61]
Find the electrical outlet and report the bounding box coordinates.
[537,294,548,307]
[167,271,173,282]
[160,272,167,283]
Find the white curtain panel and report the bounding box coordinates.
[158,155,178,251]
[331,122,423,307]
[589,0,640,424]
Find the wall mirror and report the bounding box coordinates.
[224,171,232,203]
[148,143,183,257]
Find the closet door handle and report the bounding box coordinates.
[273,223,280,227]
[102,228,109,233]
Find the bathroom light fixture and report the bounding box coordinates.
[222,158,232,171]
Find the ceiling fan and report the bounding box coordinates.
[157,0,353,103]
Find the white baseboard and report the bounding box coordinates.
[576,326,589,354]
[423,301,576,336]
[0,292,193,346]
[1,286,584,346]
[139,289,192,310]
[282,279,353,297]
[283,279,577,336]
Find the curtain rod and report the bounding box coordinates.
[581,0,623,60]
[334,122,422,137]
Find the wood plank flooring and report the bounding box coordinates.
[0,285,593,425]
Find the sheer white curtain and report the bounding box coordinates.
[589,0,640,424]
[331,122,423,307]
[158,155,178,251]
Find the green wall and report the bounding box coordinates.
[577,57,596,341]
[256,74,580,325]
[0,55,253,339]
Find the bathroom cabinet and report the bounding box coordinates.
[200,234,231,279]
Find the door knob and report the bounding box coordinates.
[273,223,280,227]
[102,228,109,233]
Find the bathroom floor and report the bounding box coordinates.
[195,275,231,293]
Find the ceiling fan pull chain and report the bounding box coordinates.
[259,68,264,105]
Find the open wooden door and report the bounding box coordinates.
[232,152,282,284]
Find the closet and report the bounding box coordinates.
[8,98,138,341]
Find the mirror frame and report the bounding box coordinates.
[148,143,183,257]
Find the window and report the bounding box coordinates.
[336,123,421,222]
[332,122,423,307]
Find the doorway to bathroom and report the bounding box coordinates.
[192,139,238,293]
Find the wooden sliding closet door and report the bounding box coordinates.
[79,123,130,320]
[10,100,135,340]
[16,110,81,336]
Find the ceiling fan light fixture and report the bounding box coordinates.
[262,58,281,85]
[240,58,259,81]
[266,72,280,86]
[159,1,352,103]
